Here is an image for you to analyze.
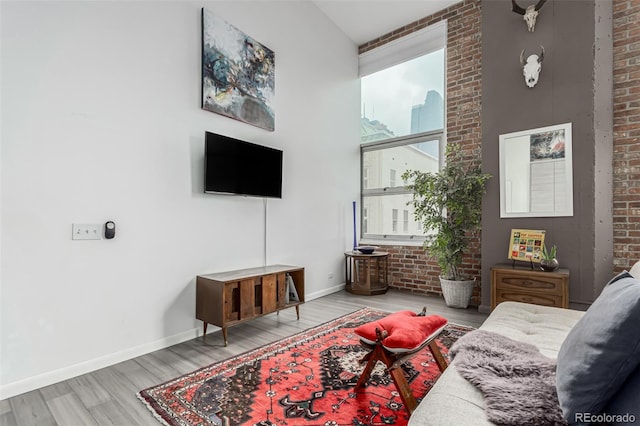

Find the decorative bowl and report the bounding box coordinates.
[356,246,378,254]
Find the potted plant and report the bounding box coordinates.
[540,244,559,272]
[402,143,491,308]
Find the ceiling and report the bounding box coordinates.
[312,0,460,45]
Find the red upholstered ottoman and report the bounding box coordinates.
[353,309,449,415]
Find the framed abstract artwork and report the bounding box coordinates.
[201,9,275,131]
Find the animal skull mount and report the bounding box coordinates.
[520,46,545,88]
[512,0,547,32]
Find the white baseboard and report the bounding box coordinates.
[305,283,345,301]
[0,327,206,400]
[1,284,347,400]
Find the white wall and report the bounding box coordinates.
[0,0,360,398]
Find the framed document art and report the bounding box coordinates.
[499,123,573,218]
[508,229,546,263]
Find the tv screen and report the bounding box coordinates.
[204,131,283,198]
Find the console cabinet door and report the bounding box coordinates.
[240,279,255,319]
[277,273,287,309]
[224,282,238,322]
[262,274,277,313]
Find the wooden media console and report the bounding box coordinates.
[196,265,305,346]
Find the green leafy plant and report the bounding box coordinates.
[542,244,557,260]
[402,144,491,281]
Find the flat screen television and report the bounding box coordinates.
[204,131,283,198]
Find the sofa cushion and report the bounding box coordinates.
[354,311,448,353]
[408,302,584,426]
[556,276,640,423]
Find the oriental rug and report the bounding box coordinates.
[137,307,473,426]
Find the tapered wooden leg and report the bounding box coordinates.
[295,305,300,320]
[202,322,207,339]
[222,327,228,347]
[389,364,417,414]
[355,346,379,390]
[428,341,448,372]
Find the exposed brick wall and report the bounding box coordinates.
[613,0,640,273]
[378,244,482,305]
[359,0,483,305]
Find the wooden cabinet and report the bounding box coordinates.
[196,265,304,346]
[491,264,569,309]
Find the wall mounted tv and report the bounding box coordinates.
[204,131,283,198]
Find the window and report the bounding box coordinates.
[359,23,446,242]
[363,207,368,234]
[403,210,409,233]
[363,161,369,189]
[392,209,398,232]
[361,134,443,240]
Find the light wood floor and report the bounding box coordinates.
[0,289,488,426]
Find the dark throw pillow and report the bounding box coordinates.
[606,271,632,286]
[603,366,640,425]
[556,276,640,425]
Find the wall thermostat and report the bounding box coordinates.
[105,221,116,239]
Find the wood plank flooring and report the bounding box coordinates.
[1,289,487,426]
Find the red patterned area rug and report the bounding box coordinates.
[137,307,473,426]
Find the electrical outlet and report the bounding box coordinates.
[328,273,334,280]
[72,223,102,240]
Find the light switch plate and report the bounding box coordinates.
[72,223,102,240]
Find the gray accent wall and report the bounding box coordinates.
[480,0,613,312]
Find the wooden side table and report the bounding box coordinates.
[345,251,389,295]
[491,263,569,309]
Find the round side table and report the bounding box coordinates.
[344,251,389,295]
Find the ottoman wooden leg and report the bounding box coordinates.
[388,363,418,414]
[428,341,448,372]
[355,345,381,390]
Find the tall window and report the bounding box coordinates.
[359,23,446,242]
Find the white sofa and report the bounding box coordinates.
[410,261,640,425]
[409,301,585,425]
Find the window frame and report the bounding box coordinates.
[358,20,447,244]
[360,129,445,243]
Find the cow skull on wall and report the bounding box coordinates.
[520,46,545,88]
[512,0,547,32]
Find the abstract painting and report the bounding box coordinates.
[201,9,275,131]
